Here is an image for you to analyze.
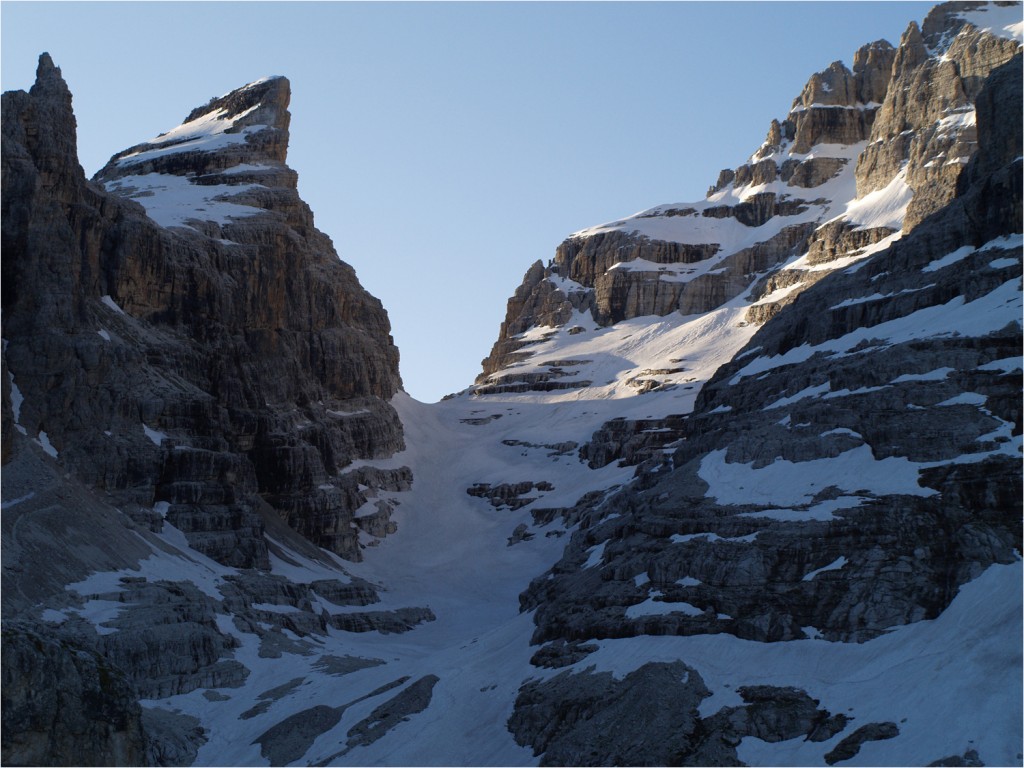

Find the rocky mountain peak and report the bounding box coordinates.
[98,75,291,178]
[32,52,66,93]
[852,39,896,104]
[2,54,407,575]
[182,75,290,131]
[5,53,81,196]
[477,1,1020,396]
[802,38,898,109]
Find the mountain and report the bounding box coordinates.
[1,2,1021,766]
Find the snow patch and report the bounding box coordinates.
[104,173,266,232]
[937,392,987,407]
[143,423,167,446]
[977,356,1022,373]
[625,593,703,618]
[802,556,848,581]
[923,245,975,273]
[739,496,865,523]
[100,295,127,315]
[699,445,937,507]
[840,168,913,231]
[7,369,27,435]
[956,2,1024,42]
[583,541,607,569]
[731,279,1022,383]
[1,491,36,510]
[892,367,955,383]
[36,431,58,458]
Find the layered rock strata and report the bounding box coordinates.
[1,55,420,766]
[2,55,407,568]
[478,2,1021,394]
[511,48,1022,763]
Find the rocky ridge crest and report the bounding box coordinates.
[476,1,1020,396]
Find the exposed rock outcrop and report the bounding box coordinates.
[1,622,148,766]
[1,54,416,767]
[523,125,1021,647]
[856,4,1021,228]
[511,37,1021,765]
[508,663,851,766]
[477,4,1021,399]
[2,55,407,568]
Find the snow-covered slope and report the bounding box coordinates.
[1,2,1021,767]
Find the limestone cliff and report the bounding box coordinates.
[478,1,1021,391]
[511,47,1022,765]
[2,54,406,574]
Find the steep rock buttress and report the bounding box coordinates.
[2,55,407,580]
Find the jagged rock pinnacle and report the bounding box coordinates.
[36,52,55,77]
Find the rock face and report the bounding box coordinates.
[477,2,1021,395]
[511,42,1022,763]
[2,55,406,568]
[856,4,1021,228]
[1,54,420,766]
[508,663,851,766]
[1,622,148,766]
[1,5,1021,767]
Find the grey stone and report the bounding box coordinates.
[825,721,900,765]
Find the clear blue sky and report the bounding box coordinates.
[2,1,928,402]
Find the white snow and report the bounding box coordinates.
[36,431,58,458]
[97,328,111,341]
[821,428,861,438]
[988,256,1019,269]
[892,367,955,383]
[570,142,865,259]
[739,496,865,523]
[583,541,607,569]
[142,423,167,446]
[115,106,263,167]
[937,392,987,407]
[103,173,266,231]
[802,556,848,581]
[1,491,36,510]
[764,382,830,410]
[625,595,703,618]
[699,445,937,507]
[923,245,975,273]
[977,356,1022,373]
[787,231,903,275]
[7,369,26,435]
[829,283,933,309]
[935,108,976,135]
[100,294,127,315]
[750,280,806,307]
[789,102,880,113]
[732,278,1022,383]
[567,560,1022,767]
[956,1,1024,42]
[836,167,913,232]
